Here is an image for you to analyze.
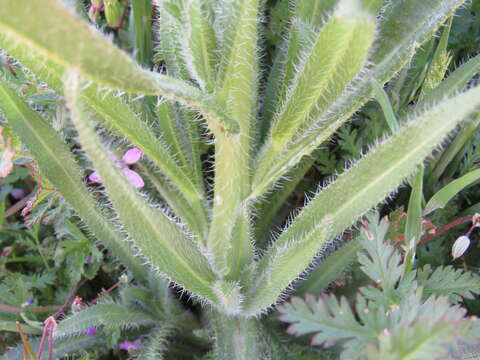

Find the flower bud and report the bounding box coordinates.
[452,235,471,259]
[88,0,103,24]
[104,0,124,28]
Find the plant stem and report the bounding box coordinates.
[418,216,473,247]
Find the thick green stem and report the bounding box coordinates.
[211,311,262,360]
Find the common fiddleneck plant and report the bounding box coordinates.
[0,0,479,358]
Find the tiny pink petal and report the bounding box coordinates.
[122,168,144,188]
[89,171,102,183]
[122,148,143,164]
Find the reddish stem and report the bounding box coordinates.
[87,280,121,306]
[0,303,59,313]
[417,216,473,247]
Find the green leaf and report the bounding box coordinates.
[404,166,424,275]
[417,265,480,302]
[82,88,208,232]
[278,294,373,348]
[0,0,238,135]
[130,0,153,66]
[0,79,149,282]
[424,168,480,215]
[55,303,156,339]
[181,0,217,92]
[250,0,467,200]
[0,336,103,360]
[418,53,480,109]
[243,216,332,315]
[372,79,399,132]
[208,0,259,277]
[296,239,362,296]
[267,84,480,297]
[65,71,218,303]
[266,0,375,151]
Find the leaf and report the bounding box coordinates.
[0,0,238,135]
[424,168,480,215]
[208,0,259,277]
[357,215,405,299]
[257,0,376,179]
[418,53,480,109]
[267,84,480,287]
[82,88,208,232]
[278,294,373,349]
[55,303,156,339]
[0,79,149,282]
[404,166,424,274]
[0,336,103,360]
[130,0,153,66]
[372,79,399,132]
[365,296,475,360]
[65,71,219,303]
[296,238,362,296]
[250,0,467,200]
[181,0,217,92]
[137,325,173,360]
[243,216,332,315]
[418,265,480,302]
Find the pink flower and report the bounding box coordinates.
[85,327,96,336]
[119,339,142,351]
[89,148,144,188]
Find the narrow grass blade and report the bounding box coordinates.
[372,79,399,132]
[404,166,424,275]
[424,168,480,216]
[418,54,480,109]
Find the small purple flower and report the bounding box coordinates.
[85,327,96,336]
[119,339,142,351]
[21,298,34,307]
[85,255,93,265]
[11,188,26,200]
[89,148,144,188]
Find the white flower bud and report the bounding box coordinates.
[452,235,471,259]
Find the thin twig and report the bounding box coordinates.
[87,280,121,306]
[52,278,87,319]
[4,195,32,217]
[417,216,473,247]
[0,303,59,313]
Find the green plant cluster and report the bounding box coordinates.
[0,0,480,359]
